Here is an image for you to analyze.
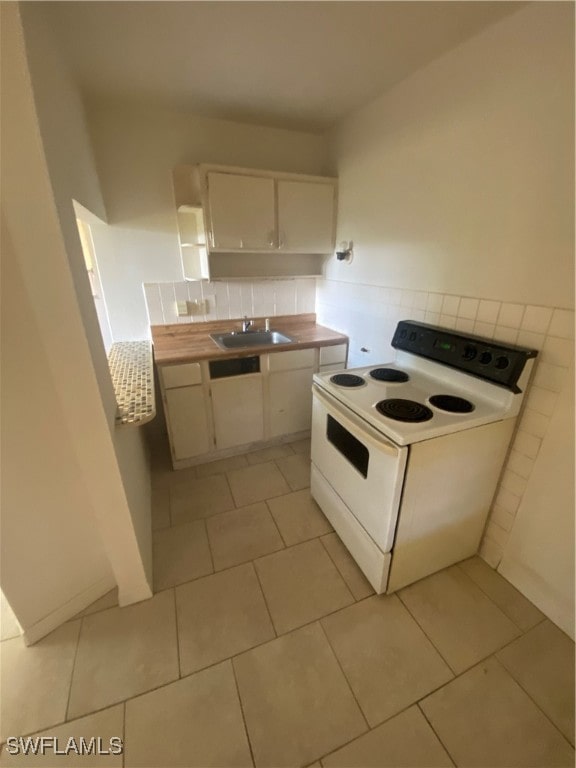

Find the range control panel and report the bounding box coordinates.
[392,321,538,391]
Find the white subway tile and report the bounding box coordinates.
[387,288,401,306]
[407,309,426,322]
[477,300,501,324]
[548,308,574,340]
[473,321,495,339]
[495,487,521,514]
[413,291,428,310]
[458,298,479,320]
[442,295,460,316]
[519,408,550,439]
[425,311,440,325]
[274,280,297,315]
[455,318,475,333]
[497,303,525,329]
[439,314,457,329]
[186,281,202,302]
[533,361,568,393]
[521,305,553,334]
[174,282,192,324]
[526,386,558,417]
[210,281,231,320]
[296,279,316,314]
[489,504,515,533]
[400,289,416,308]
[485,522,510,548]
[252,281,275,317]
[143,284,164,326]
[159,282,178,324]
[200,281,218,322]
[542,336,574,367]
[516,330,545,351]
[240,282,255,317]
[493,325,519,345]
[426,293,444,313]
[501,470,528,497]
[479,537,503,568]
[513,430,541,459]
[506,450,534,480]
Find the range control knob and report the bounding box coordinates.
[479,351,493,365]
[495,355,510,370]
[463,344,477,361]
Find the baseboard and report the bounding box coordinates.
[22,574,116,646]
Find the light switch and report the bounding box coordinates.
[177,301,189,316]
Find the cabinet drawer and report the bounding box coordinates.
[161,362,202,389]
[268,348,316,372]
[319,344,347,366]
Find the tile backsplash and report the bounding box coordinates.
[316,278,574,569]
[143,278,316,326]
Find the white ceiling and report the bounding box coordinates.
[47,1,522,133]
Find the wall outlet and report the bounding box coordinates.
[176,300,189,316]
[203,295,215,314]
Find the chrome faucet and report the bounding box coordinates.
[242,316,253,332]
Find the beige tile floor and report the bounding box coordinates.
[1,437,574,767]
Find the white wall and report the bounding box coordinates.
[86,99,330,340]
[326,3,574,310]
[500,365,574,638]
[0,3,153,642]
[1,4,115,641]
[319,3,574,632]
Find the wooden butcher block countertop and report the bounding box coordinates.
[151,314,348,365]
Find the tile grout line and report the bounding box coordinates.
[230,659,257,768]
[202,517,217,575]
[263,499,288,549]
[64,616,84,722]
[172,587,183,679]
[415,701,457,767]
[455,561,544,635]
[121,701,126,768]
[395,590,458,677]
[316,620,371,733]
[250,561,278,638]
[491,654,576,749]
[318,534,367,603]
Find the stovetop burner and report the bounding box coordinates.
[330,373,365,388]
[369,368,410,383]
[376,398,434,423]
[429,394,475,413]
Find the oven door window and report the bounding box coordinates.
[326,415,369,478]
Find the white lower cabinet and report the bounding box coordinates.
[268,348,316,437]
[164,385,210,460]
[269,367,314,436]
[160,343,347,467]
[211,374,264,449]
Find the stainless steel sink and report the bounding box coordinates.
[210,330,294,350]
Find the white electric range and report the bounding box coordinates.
[311,320,537,594]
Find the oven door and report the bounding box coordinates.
[311,385,408,553]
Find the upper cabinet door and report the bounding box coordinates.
[207,172,276,251]
[277,180,336,254]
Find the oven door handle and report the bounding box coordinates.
[313,384,401,456]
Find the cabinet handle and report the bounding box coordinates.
[278,230,285,249]
[268,230,276,247]
[209,230,215,248]
[240,238,244,249]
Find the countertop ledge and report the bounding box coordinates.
[108,341,156,426]
[150,314,348,365]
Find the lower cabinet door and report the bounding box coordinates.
[165,385,210,460]
[269,368,314,437]
[211,375,264,449]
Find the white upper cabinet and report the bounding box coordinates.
[173,163,337,278]
[277,180,336,254]
[207,172,276,251]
